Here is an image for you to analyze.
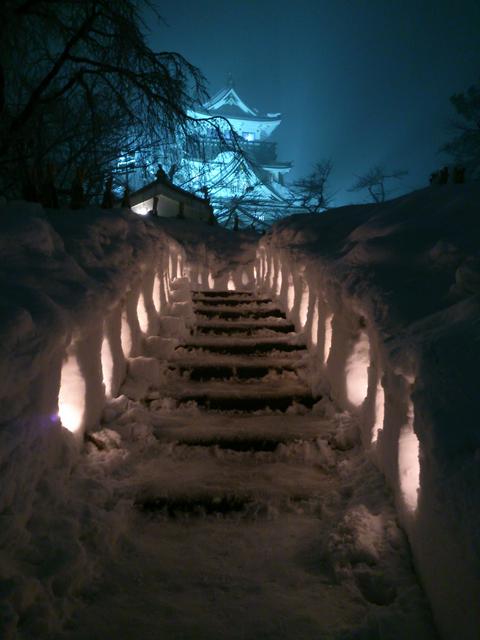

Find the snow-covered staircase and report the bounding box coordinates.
[64,290,438,638]
[162,290,317,412]
[136,289,325,516]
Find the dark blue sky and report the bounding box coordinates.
[147,0,480,205]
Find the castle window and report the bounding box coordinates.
[117,151,136,169]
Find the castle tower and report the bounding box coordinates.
[184,83,297,227]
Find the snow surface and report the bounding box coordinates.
[257,184,480,640]
[53,404,436,640]
[0,185,478,639]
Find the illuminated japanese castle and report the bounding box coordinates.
[183,82,297,226]
[116,81,299,227]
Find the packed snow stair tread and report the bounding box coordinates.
[131,290,324,518]
[164,290,318,411]
[75,287,438,639]
[136,416,336,518]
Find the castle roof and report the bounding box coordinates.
[197,86,282,123]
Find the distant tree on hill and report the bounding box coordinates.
[349,166,407,203]
[289,159,334,213]
[441,79,480,181]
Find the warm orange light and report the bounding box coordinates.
[311,299,319,346]
[163,273,171,303]
[323,313,333,364]
[398,398,420,512]
[269,256,275,289]
[275,268,282,296]
[299,285,309,328]
[372,380,385,443]
[152,275,161,313]
[287,276,295,312]
[137,293,149,334]
[58,352,86,434]
[345,330,370,407]
[120,310,132,358]
[101,334,114,398]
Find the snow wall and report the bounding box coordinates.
[0,201,257,498]
[256,185,480,640]
[0,202,257,635]
[1,187,479,639]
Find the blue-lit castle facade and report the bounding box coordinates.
[183,84,297,226]
[115,83,298,227]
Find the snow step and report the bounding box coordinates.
[195,308,286,319]
[166,436,296,452]
[193,290,254,298]
[153,414,332,441]
[175,392,317,412]
[136,493,253,517]
[170,363,299,381]
[181,341,306,355]
[195,324,295,336]
[195,321,295,335]
[193,297,272,306]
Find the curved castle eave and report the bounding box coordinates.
[203,86,258,116]
[188,109,281,139]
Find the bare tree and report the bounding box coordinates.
[290,159,334,213]
[349,165,407,203]
[441,79,480,181]
[0,1,210,199]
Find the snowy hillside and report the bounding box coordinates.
[259,184,480,640]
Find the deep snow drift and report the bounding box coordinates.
[56,401,436,640]
[0,203,258,638]
[257,184,480,640]
[0,184,479,639]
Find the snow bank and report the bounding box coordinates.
[1,186,478,638]
[0,202,257,637]
[257,184,480,640]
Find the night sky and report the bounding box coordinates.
[147,0,480,206]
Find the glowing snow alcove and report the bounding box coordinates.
[372,380,385,443]
[120,310,133,358]
[299,284,309,328]
[269,256,275,289]
[275,266,282,296]
[152,274,162,313]
[311,299,319,346]
[287,276,295,312]
[398,398,420,513]
[163,273,171,302]
[323,313,333,364]
[137,293,149,334]
[101,334,114,399]
[345,330,370,407]
[58,351,86,434]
